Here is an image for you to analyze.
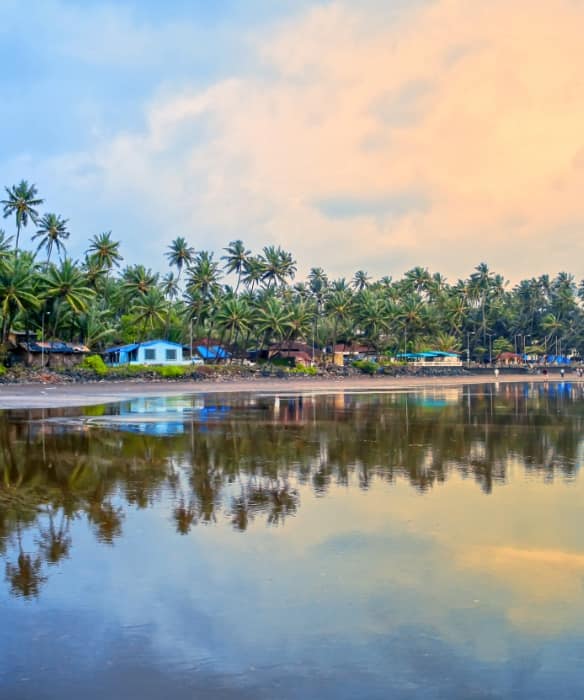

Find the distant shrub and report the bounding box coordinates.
[80,355,108,376]
[154,365,186,378]
[0,364,6,377]
[289,365,317,375]
[353,359,379,375]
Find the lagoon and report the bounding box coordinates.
[1,383,584,699]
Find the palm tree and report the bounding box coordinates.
[32,213,70,264]
[393,295,427,354]
[285,300,314,342]
[131,288,167,339]
[433,332,461,352]
[87,232,123,273]
[352,270,371,291]
[260,246,297,288]
[166,237,195,283]
[255,297,292,350]
[326,289,353,353]
[75,302,116,349]
[0,254,40,340]
[215,297,252,358]
[1,180,44,253]
[82,253,108,290]
[185,252,222,299]
[404,266,432,297]
[42,259,95,315]
[222,240,251,293]
[308,267,329,357]
[0,229,14,269]
[161,272,180,301]
[241,256,265,291]
[122,265,159,298]
[354,289,389,351]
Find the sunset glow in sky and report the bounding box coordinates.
[2,0,583,281]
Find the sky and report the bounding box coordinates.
[1,0,583,283]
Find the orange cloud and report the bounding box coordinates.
[71,0,584,280]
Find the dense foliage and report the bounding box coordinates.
[1,180,583,360]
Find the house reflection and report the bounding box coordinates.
[1,383,583,599]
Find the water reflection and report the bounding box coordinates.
[1,383,583,601]
[1,382,584,698]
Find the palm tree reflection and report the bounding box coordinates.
[0,383,582,598]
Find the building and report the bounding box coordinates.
[495,352,523,366]
[103,340,185,366]
[12,340,90,369]
[268,341,316,366]
[331,342,376,366]
[396,351,462,367]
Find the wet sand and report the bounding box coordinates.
[0,373,572,409]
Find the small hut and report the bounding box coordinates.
[496,352,523,366]
[12,340,90,369]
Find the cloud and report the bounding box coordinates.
[314,192,430,220]
[13,0,584,281]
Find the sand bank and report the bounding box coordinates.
[0,373,573,410]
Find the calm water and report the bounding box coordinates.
[1,382,584,699]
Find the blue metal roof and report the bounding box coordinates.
[104,343,139,354]
[396,351,459,359]
[196,345,230,360]
[104,339,184,354]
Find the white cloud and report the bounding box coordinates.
[32,0,584,281]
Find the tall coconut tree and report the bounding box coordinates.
[352,270,371,291]
[222,239,251,293]
[241,256,264,292]
[32,213,70,264]
[166,236,195,283]
[122,265,159,298]
[1,181,44,253]
[260,246,297,288]
[185,252,222,299]
[325,288,353,354]
[87,232,123,274]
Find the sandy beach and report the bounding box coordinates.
[0,373,574,409]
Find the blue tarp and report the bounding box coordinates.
[545,355,571,364]
[196,345,230,360]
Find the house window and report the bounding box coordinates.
[144,348,156,361]
[166,349,177,361]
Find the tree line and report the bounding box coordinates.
[2,179,584,360]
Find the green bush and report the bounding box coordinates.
[289,365,317,375]
[353,359,379,375]
[155,365,186,378]
[0,364,6,377]
[80,355,108,376]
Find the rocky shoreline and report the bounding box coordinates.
[0,363,483,386]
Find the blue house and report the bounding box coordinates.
[104,339,185,366]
